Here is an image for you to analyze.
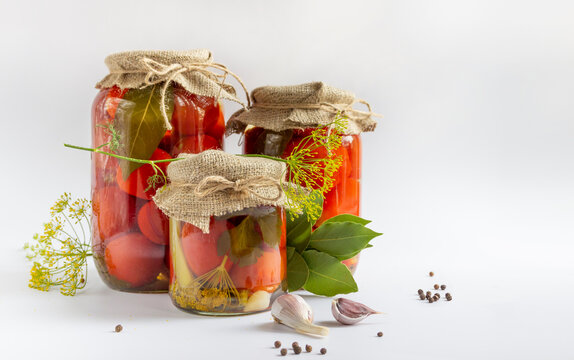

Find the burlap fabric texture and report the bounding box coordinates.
[227,82,379,136]
[96,49,247,130]
[153,150,287,233]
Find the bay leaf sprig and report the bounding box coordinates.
[285,204,382,297]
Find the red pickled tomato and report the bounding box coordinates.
[205,104,225,140]
[230,250,282,292]
[92,186,139,240]
[181,219,232,276]
[104,233,166,287]
[137,201,169,246]
[116,148,172,200]
[343,135,362,179]
[158,130,174,153]
[334,145,351,185]
[104,86,128,119]
[171,88,219,136]
[316,178,360,227]
[171,134,220,157]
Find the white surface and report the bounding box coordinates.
[1,0,574,359]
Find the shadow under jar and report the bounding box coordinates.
[169,206,286,315]
[91,85,225,292]
[243,127,362,273]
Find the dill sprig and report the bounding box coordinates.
[66,114,347,221]
[24,193,92,296]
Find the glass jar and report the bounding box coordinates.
[169,206,286,315]
[91,84,225,292]
[243,127,362,273]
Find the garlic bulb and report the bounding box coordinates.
[331,297,381,325]
[271,294,329,336]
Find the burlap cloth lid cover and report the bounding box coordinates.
[96,49,248,130]
[227,82,379,136]
[153,150,287,233]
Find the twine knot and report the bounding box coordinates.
[193,175,283,201]
[138,57,250,131]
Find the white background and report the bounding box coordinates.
[1,0,573,359]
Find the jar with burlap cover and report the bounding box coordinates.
[91,49,248,293]
[227,81,380,274]
[154,150,288,315]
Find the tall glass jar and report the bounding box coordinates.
[91,85,224,292]
[170,206,286,315]
[243,128,361,272]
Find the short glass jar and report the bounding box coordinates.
[169,206,286,315]
[243,127,362,273]
[91,85,224,292]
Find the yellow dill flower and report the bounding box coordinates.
[26,194,92,296]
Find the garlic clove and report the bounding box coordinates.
[331,297,381,325]
[243,290,271,312]
[271,294,329,336]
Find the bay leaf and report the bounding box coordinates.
[218,216,263,267]
[309,221,382,260]
[115,85,174,179]
[322,214,371,226]
[257,212,281,247]
[302,250,357,296]
[286,247,309,292]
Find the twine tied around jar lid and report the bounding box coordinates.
[96,49,250,131]
[153,150,288,233]
[192,175,283,201]
[227,82,381,136]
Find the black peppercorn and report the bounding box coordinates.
[377,331,383,337]
[441,284,446,290]
[274,340,281,348]
[114,324,123,333]
[280,348,287,356]
[305,345,312,353]
[320,348,327,355]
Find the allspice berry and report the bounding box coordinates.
[441,284,446,290]
[305,345,312,353]
[446,293,453,301]
[114,324,123,333]
[434,284,439,290]
[274,340,281,348]
[434,293,440,299]
[418,289,424,295]
[377,331,383,337]
[419,293,426,300]
[320,348,327,355]
[280,348,288,356]
[294,346,302,355]
[426,291,432,297]
[428,297,434,303]
[429,271,434,277]
[292,342,299,348]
